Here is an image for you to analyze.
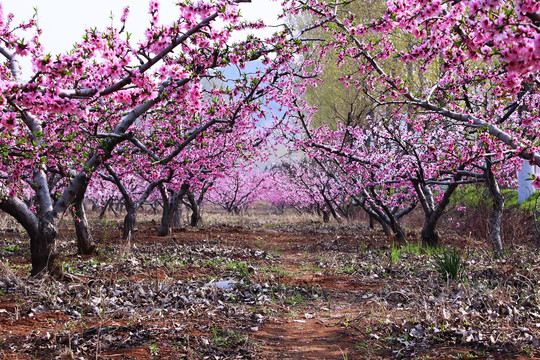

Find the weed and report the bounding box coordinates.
[401,243,421,256]
[299,264,323,272]
[433,247,466,281]
[285,293,305,305]
[225,260,252,278]
[149,343,159,356]
[336,265,356,275]
[210,328,246,348]
[359,240,368,253]
[266,265,289,277]
[390,243,401,264]
[2,244,20,253]
[60,261,83,275]
[204,257,225,267]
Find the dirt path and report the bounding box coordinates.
[0,223,539,359]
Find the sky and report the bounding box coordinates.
[2,0,284,54]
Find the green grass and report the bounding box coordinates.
[389,242,401,264]
[299,264,323,272]
[2,245,20,253]
[503,189,539,213]
[263,265,290,278]
[401,242,421,256]
[433,247,467,281]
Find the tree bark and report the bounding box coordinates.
[414,180,461,248]
[71,194,96,255]
[172,203,183,229]
[421,223,439,248]
[122,205,136,241]
[390,219,407,244]
[158,184,189,236]
[187,192,201,227]
[381,221,392,237]
[485,157,504,258]
[322,210,330,223]
[30,219,58,276]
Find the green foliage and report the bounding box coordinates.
[299,0,388,129]
[449,184,491,209]
[450,184,538,214]
[433,247,466,281]
[265,265,290,278]
[502,189,539,213]
[335,265,356,275]
[211,328,246,348]
[225,260,252,279]
[389,242,401,264]
[2,244,20,253]
[400,242,421,256]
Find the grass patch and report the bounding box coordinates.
[433,247,467,281]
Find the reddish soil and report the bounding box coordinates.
[0,220,539,359]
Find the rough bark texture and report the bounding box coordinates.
[30,220,58,276]
[421,224,439,248]
[172,204,183,229]
[71,199,96,255]
[122,207,136,241]
[485,157,505,258]
[158,205,173,237]
[187,192,201,227]
[380,221,391,237]
[391,221,407,244]
[158,184,189,236]
[415,180,460,248]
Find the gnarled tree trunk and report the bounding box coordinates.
[413,179,461,248]
[30,219,58,276]
[187,192,201,227]
[71,195,96,255]
[421,223,439,248]
[158,183,189,236]
[172,203,183,229]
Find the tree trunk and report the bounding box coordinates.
[485,157,504,258]
[190,208,200,227]
[381,221,392,237]
[421,221,439,248]
[30,220,58,276]
[71,197,96,255]
[391,221,407,244]
[158,184,189,236]
[151,200,160,215]
[172,203,183,229]
[415,180,460,248]
[322,210,330,223]
[187,192,201,227]
[158,203,173,236]
[122,206,136,241]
